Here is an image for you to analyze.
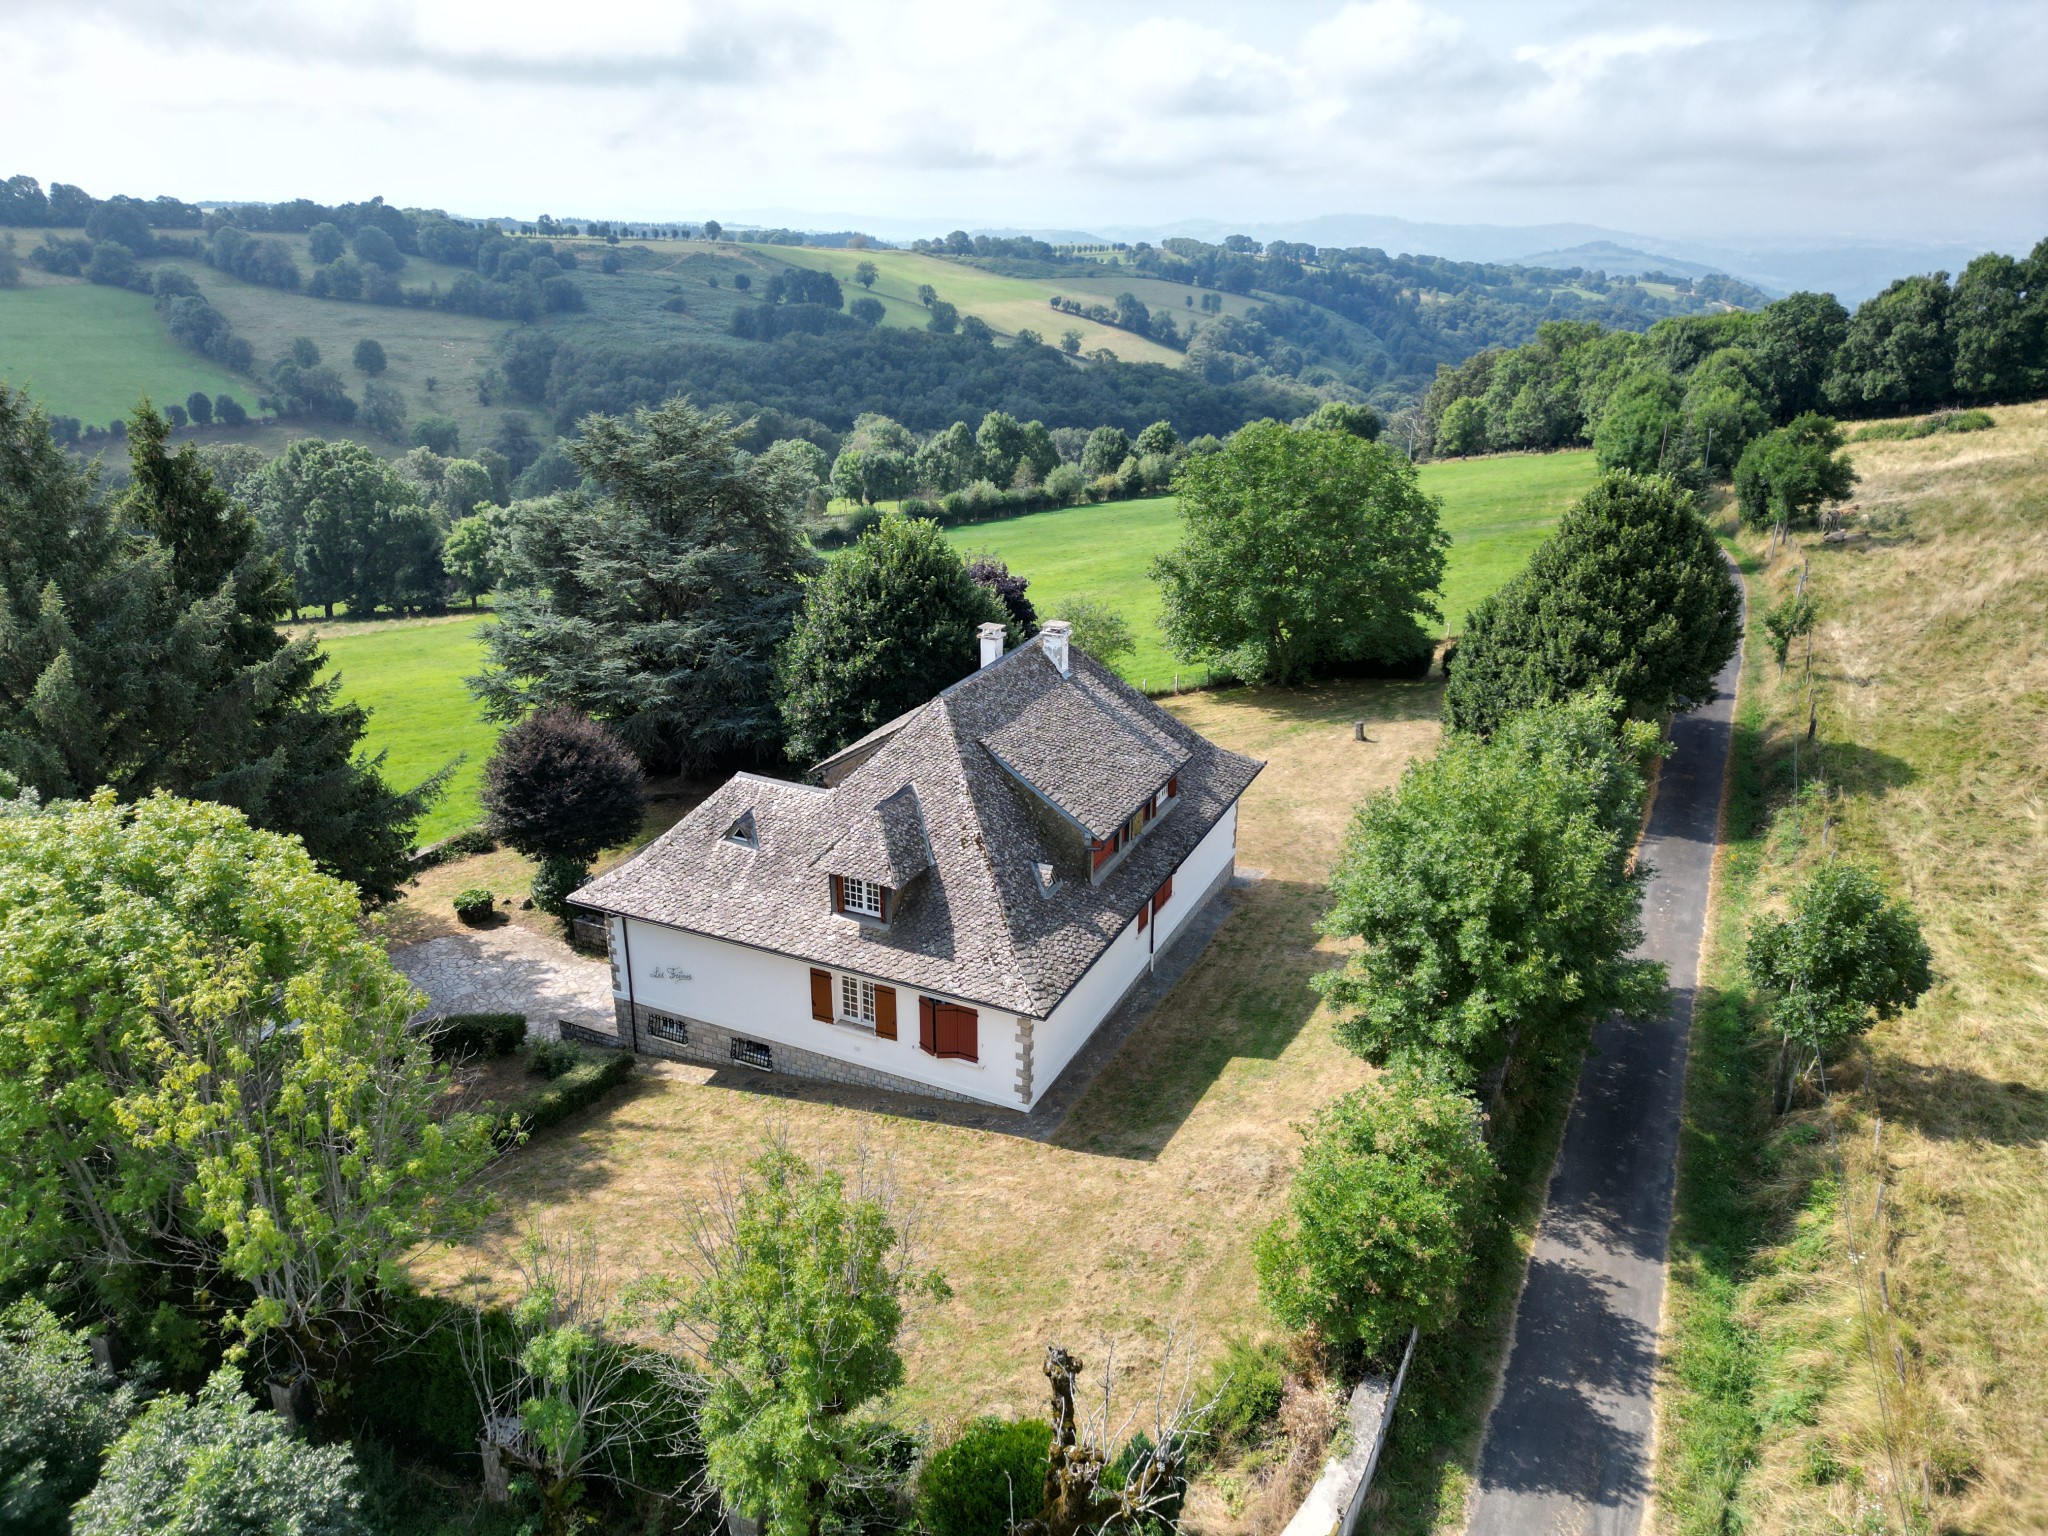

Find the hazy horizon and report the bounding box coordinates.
[5,0,2044,257]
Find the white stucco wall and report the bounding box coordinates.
[1030,801,1239,1102]
[612,919,1027,1108]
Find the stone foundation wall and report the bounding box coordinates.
[611,998,998,1107]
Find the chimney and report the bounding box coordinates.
[1041,620,1072,678]
[978,621,1007,669]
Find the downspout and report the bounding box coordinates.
[617,917,641,1054]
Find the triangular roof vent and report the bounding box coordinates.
[724,809,759,848]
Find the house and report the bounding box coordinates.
[572,620,1264,1111]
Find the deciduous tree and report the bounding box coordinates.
[778,512,1007,762]
[1746,863,1932,1059]
[1316,692,1666,1084]
[1155,419,1446,684]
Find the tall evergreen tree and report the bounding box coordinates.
[471,399,818,772]
[1443,471,1741,737]
[0,391,441,899]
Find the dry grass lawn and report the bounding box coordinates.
[1659,401,2048,1533]
[413,679,1441,1499]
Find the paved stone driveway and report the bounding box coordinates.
[391,922,616,1041]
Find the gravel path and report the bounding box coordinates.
[1465,632,1743,1536]
[390,921,616,1041]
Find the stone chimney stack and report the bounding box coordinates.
[978,622,1007,669]
[1041,620,1072,678]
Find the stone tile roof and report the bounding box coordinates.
[573,635,1264,1017]
[980,680,1191,840]
[815,785,933,887]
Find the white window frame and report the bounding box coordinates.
[839,974,878,1028]
[841,876,885,919]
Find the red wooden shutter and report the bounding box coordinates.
[1137,904,1149,931]
[1153,874,1174,915]
[1168,774,1179,798]
[918,996,937,1054]
[878,887,890,924]
[810,968,833,1022]
[936,1004,979,1062]
[874,985,897,1040]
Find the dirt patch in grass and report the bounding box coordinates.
[1654,401,2048,1535]
[412,680,1442,1526]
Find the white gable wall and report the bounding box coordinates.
[1029,799,1239,1101]
[612,919,1027,1108]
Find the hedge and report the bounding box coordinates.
[424,1012,527,1060]
[493,1046,635,1144]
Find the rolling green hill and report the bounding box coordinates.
[0,278,249,424]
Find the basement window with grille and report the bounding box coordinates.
[730,1037,773,1070]
[645,1011,689,1046]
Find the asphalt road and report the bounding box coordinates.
[1465,636,1743,1536]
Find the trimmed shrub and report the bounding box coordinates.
[525,1036,581,1080]
[425,1012,527,1060]
[451,885,494,924]
[498,1048,634,1141]
[917,1416,1053,1536]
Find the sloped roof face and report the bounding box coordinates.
[980,680,1190,840]
[814,785,932,887]
[573,638,1263,1016]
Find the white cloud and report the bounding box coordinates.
[0,0,2041,243]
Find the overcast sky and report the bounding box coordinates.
[4,0,2044,248]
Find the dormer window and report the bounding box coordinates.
[724,810,759,848]
[834,875,889,922]
[1087,779,1178,880]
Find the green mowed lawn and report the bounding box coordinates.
[0,281,250,427]
[315,614,496,844]
[946,448,1601,687]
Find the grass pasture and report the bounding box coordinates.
[0,280,250,427]
[311,612,497,844]
[944,448,1600,688]
[1657,403,2048,1533]
[737,244,1238,364]
[414,678,1441,1510]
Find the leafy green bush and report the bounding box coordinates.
[529,852,588,917]
[73,1369,366,1536]
[1848,407,1995,442]
[0,1299,138,1536]
[525,1036,581,1080]
[918,1416,1051,1536]
[426,1012,527,1060]
[1255,1070,1495,1359]
[451,885,495,923]
[1733,413,1858,528]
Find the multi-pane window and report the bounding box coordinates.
[841,876,885,918]
[840,975,878,1027]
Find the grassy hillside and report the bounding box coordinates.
[0,279,250,425]
[1658,403,2048,1533]
[739,244,1270,365]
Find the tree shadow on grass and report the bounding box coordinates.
[1878,1056,2048,1147]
